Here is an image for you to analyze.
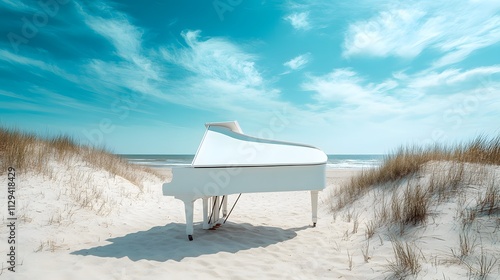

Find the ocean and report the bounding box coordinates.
[119,154,384,169]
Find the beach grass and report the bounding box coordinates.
[0,126,165,187]
[332,134,500,211]
[387,238,422,278]
[331,134,500,278]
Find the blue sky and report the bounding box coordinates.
[1,0,499,154]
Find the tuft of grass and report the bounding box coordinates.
[352,215,359,234]
[454,134,500,165]
[427,162,466,202]
[451,227,477,261]
[361,239,370,263]
[365,220,376,239]
[460,208,477,230]
[347,250,353,271]
[374,184,430,235]
[375,195,390,225]
[464,247,498,280]
[48,135,79,159]
[476,251,498,280]
[387,238,422,278]
[34,240,62,253]
[459,230,476,259]
[400,184,429,226]
[47,211,63,226]
[477,178,499,216]
[0,127,37,171]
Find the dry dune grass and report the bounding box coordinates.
[332,135,500,211]
[330,134,500,279]
[0,126,165,216]
[0,127,37,171]
[387,237,423,279]
[0,126,164,186]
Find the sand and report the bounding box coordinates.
[1,163,499,279]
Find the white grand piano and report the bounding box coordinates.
[162,121,327,240]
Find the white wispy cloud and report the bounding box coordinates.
[162,30,263,87]
[343,9,434,58]
[0,49,50,69]
[0,0,36,12]
[85,17,142,61]
[0,89,29,101]
[433,15,500,67]
[343,1,500,67]
[29,86,111,114]
[446,66,500,84]
[72,1,171,115]
[283,53,311,71]
[302,65,500,125]
[406,66,500,90]
[302,69,401,115]
[0,101,60,114]
[284,12,311,30]
[0,49,79,82]
[77,3,158,81]
[383,65,500,108]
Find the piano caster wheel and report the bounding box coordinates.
[312,222,316,227]
[188,235,193,241]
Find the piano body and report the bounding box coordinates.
[162,121,327,240]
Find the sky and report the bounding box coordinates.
[1,0,499,154]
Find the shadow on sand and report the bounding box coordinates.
[72,222,310,262]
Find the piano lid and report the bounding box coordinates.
[192,121,327,167]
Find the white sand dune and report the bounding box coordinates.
[1,162,499,279]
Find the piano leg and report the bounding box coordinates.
[311,191,319,227]
[182,199,195,241]
[222,195,228,217]
[202,197,210,229]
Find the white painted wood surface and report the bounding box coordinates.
[162,121,328,240]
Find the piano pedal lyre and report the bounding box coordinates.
[203,195,228,231]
